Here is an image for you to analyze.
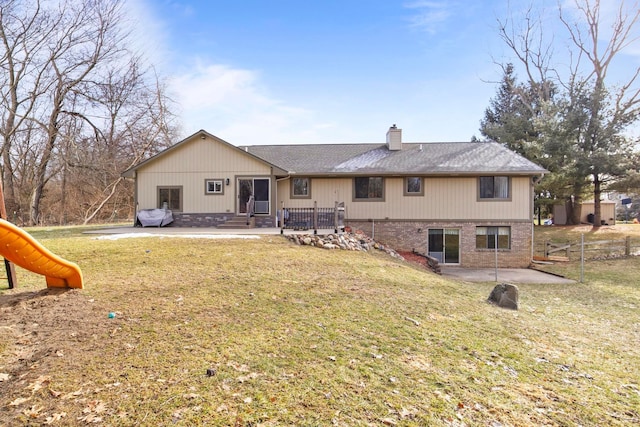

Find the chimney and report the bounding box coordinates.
[386,124,402,151]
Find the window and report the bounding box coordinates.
[476,226,511,249]
[291,177,310,198]
[405,177,423,196]
[354,177,384,200]
[158,186,182,211]
[205,179,224,195]
[479,176,510,199]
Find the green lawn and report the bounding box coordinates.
[0,225,638,426]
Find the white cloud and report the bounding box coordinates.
[169,63,259,108]
[166,1,195,18]
[122,0,172,68]
[123,0,345,145]
[167,61,341,145]
[403,1,456,34]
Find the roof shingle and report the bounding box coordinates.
[244,142,546,175]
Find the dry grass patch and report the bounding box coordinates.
[0,228,638,426]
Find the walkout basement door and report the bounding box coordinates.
[428,228,460,264]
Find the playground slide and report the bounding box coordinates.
[0,219,83,289]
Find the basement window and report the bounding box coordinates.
[476,226,511,250]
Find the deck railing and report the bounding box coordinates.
[280,201,345,234]
[246,195,255,225]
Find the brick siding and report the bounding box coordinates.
[345,220,533,268]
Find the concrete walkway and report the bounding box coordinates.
[84,225,294,235]
[440,267,575,284]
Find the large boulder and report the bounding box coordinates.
[488,283,519,310]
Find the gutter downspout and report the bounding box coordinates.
[276,175,291,229]
[133,171,138,226]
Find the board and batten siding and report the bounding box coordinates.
[135,136,272,212]
[277,176,532,221]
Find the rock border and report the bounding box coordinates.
[285,230,404,260]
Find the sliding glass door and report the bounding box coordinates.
[428,229,460,264]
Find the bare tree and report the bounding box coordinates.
[69,63,176,224]
[0,0,176,225]
[496,0,640,226]
[560,0,640,226]
[28,0,129,224]
[0,0,61,218]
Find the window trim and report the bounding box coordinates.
[290,177,311,199]
[157,185,183,212]
[475,226,511,250]
[353,176,385,202]
[478,176,511,201]
[204,179,225,195]
[404,176,424,196]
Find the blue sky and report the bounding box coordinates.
[127,0,640,145]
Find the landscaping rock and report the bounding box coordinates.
[488,283,519,310]
[285,230,403,260]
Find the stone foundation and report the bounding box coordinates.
[345,220,532,268]
[170,213,276,228]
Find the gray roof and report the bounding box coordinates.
[244,141,546,176]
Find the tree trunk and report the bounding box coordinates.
[30,100,60,225]
[565,197,582,225]
[82,177,123,225]
[593,175,602,228]
[29,185,42,225]
[1,149,17,220]
[60,162,67,225]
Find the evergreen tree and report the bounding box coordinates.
[492,0,640,226]
[480,64,541,161]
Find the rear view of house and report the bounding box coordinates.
[122,126,546,268]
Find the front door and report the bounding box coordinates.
[428,229,460,264]
[238,178,270,215]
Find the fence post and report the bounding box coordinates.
[544,240,549,258]
[313,201,318,235]
[280,201,284,234]
[565,242,570,258]
[626,236,631,256]
[4,259,16,289]
[334,201,338,233]
[580,234,584,283]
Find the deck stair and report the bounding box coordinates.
[217,216,255,229]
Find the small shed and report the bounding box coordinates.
[552,200,616,225]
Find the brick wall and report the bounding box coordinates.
[345,220,532,268]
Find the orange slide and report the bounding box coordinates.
[0,219,83,289]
